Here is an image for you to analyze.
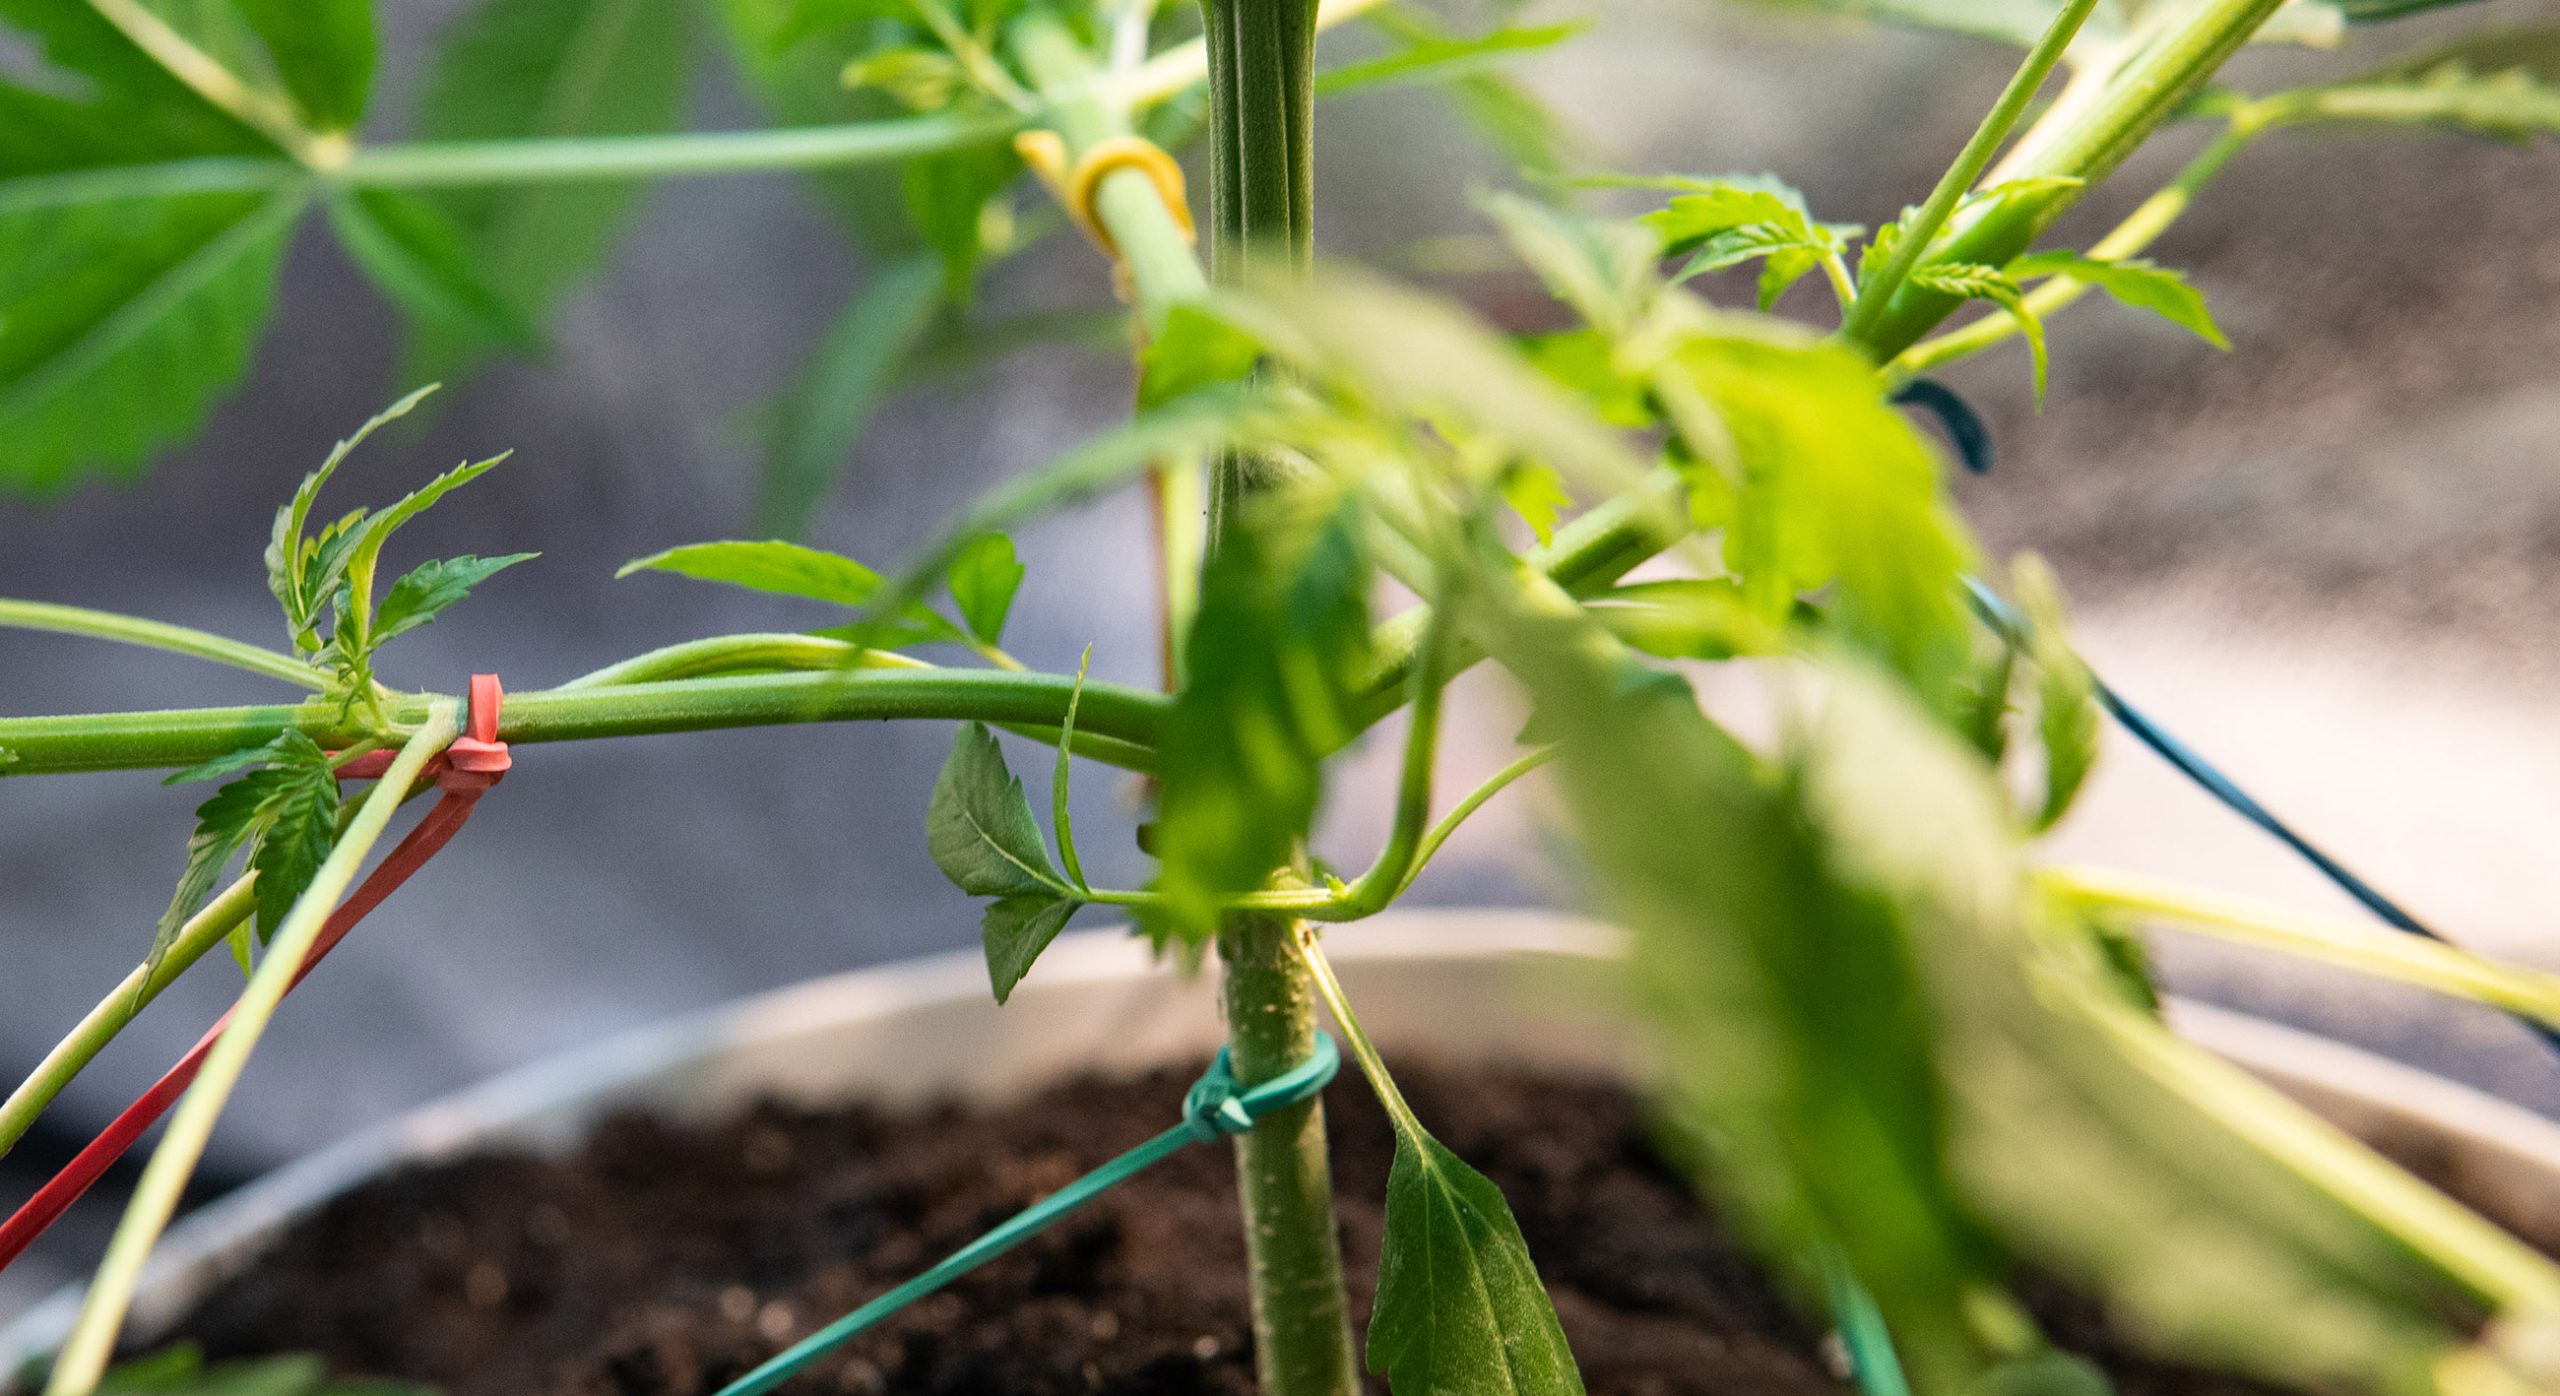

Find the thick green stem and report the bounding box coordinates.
[1219,914,1361,1395]
[0,670,1167,778]
[1893,122,2255,374]
[1195,2,1361,1390]
[45,712,456,1396]
[1850,0,2292,360]
[1837,0,2102,344]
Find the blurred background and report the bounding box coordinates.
[7,0,2560,1320]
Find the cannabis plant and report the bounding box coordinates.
[6,1,2560,1395]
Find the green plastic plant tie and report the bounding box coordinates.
[1818,1246,1913,1396]
[709,1032,1340,1396]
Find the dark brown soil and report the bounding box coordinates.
[125,1063,2559,1396]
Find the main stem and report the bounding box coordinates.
[1201,3,1361,1392]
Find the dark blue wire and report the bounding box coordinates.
[1892,379,1994,475]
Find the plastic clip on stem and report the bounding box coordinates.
[1016,128,1197,302]
[0,676,512,1275]
[708,1033,1341,1396]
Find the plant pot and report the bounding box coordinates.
[8,908,2560,1377]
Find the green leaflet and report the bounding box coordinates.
[1479,191,1656,336]
[372,553,539,644]
[1500,461,1573,547]
[946,533,1024,645]
[618,539,890,605]
[0,0,272,175]
[1908,262,2047,398]
[1628,175,1854,310]
[1315,20,1587,98]
[409,0,694,381]
[1361,9,1577,177]
[927,721,1083,1002]
[1671,325,1977,712]
[249,733,340,939]
[1367,1130,1586,1396]
[756,256,944,538]
[2007,250,2227,349]
[235,0,377,134]
[2012,555,2097,831]
[928,721,1069,898]
[0,189,302,492]
[328,191,542,353]
[1151,491,1374,937]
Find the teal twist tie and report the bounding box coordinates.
[710,1032,1339,1396]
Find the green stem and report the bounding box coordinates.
[0,599,322,689]
[1850,0,2293,360]
[1294,928,1423,1137]
[1838,0,2103,344]
[0,669,1167,777]
[1331,590,1453,920]
[1219,912,1362,1396]
[0,874,258,1161]
[44,712,456,1396]
[1894,122,2256,374]
[2049,866,2560,1030]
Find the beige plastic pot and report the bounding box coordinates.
[9,909,2560,1373]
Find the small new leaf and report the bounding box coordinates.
[1369,1130,1587,1396]
[1501,462,1573,546]
[1911,262,2047,400]
[2008,250,2228,349]
[1138,303,1263,410]
[249,731,340,939]
[947,533,1024,646]
[927,721,1067,898]
[373,553,538,644]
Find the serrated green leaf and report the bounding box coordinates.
[0,0,272,175]
[757,255,943,538]
[0,189,303,492]
[2013,555,2096,831]
[980,892,1078,1004]
[1317,21,1583,98]
[617,539,886,605]
[928,720,1065,898]
[902,140,1021,303]
[1139,302,1263,410]
[165,740,286,788]
[1672,324,1977,710]
[1154,492,1374,936]
[236,0,376,132]
[1911,262,2046,399]
[947,533,1022,645]
[1367,1129,1587,1396]
[249,730,339,939]
[150,789,257,979]
[2008,249,2227,348]
[373,553,537,644]
[328,190,542,352]
[409,0,694,382]
[267,388,435,644]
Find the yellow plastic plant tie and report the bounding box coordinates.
[1015,130,1195,288]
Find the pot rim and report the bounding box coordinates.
[8,908,2559,1371]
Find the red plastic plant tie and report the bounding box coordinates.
[0,677,510,1274]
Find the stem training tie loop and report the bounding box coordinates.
[0,677,512,1276]
[708,1033,1338,1396]
[1016,129,1195,293]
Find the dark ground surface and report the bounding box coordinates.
[127,1062,2518,1396]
